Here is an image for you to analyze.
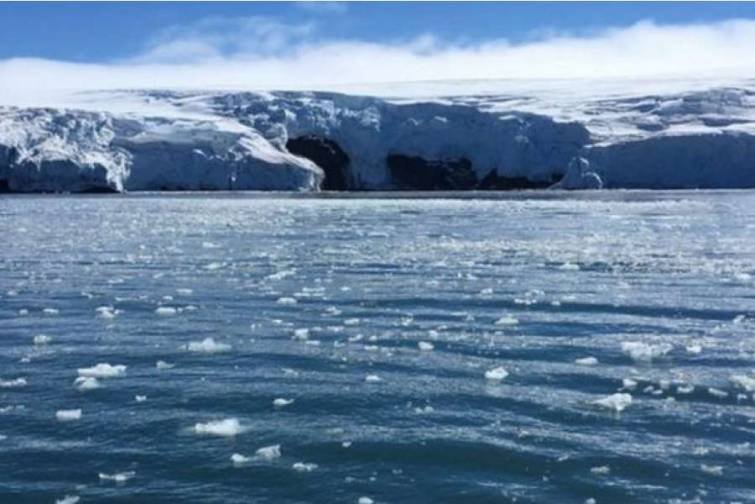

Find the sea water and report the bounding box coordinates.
[1,191,754,503]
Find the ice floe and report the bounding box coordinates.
[495,315,519,326]
[592,393,633,412]
[74,376,101,391]
[485,366,509,381]
[99,471,135,483]
[156,360,175,369]
[77,363,126,378]
[135,395,147,402]
[0,377,27,388]
[418,341,434,351]
[55,409,82,421]
[575,357,598,366]
[273,398,295,408]
[365,374,383,383]
[33,334,52,345]
[55,496,80,504]
[730,374,755,392]
[621,341,672,362]
[155,306,177,316]
[194,418,245,437]
[292,462,318,472]
[185,337,231,353]
[255,444,281,461]
[231,453,250,466]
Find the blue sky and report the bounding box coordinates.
[2,2,755,62]
[3,2,755,101]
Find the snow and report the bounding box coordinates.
[4,79,755,192]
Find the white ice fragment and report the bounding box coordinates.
[176,288,194,296]
[96,306,117,319]
[559,262,580,271]
[701,464,723,476]
[677,384,695,394]
[621,378,638,391]
[592,393,632,412]
[194,418,245,437]
[358,498,374,504]
[277,297,298,305]
[708,387,728,398]
[273,398,294,408]
[485,366,509,381]
[77,363,126,378]
[621,341,672,362]
[98,471,135,483]
[590,465,610,475]
[418,341,434,351]
[292,462,318,472]
[231,453,250,466]
[495,315,519,326]
[155,306,177,316]
[56,409,82,421]
[255,444,281,461]
[33,334,52,345]
[730,374,755,392]
[156,360,175,369]
[365,374,382,383]
[43,308,59,315]
[575,357,598,366]
[74,376,101,391]
[344,318,360,326]
[293,328,310,341]
[135,395,147,403]
[685,344,702,355]
[56,496,80,504]
[0,377,27,388]
[186,337,231,353]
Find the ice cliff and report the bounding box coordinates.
[1,80,755,192]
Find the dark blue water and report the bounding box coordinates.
[1,191,754,504]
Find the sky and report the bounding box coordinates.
[2,1,755,101]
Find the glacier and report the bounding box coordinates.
[1,79,755,192]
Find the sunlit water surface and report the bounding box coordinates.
[1,191,754,503]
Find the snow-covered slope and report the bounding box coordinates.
[2,79,755,192]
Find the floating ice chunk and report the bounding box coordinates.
[96,306,117,319]
[495,316,519,326]
[293,328,310,341]
[585,499,596,504]
[342,441,352,448]
[730,374,755,392]
[33,334,52,345]
[176,288,194,296]
[621,342,672,362]
[590,465,610,475]
[485,367,509,381]
[365,374,382,383]
[414,405,435,414]
[592,393,632,412]
[186,338,231,353]
[99,471,135,483]
[701,464,723,476]
[677,384,695,394]
[358,497,374,504]
[56,409,82,421]
[575,357,598,366]
[135,395,147,403]
[55,496,80,504]
[559,262,580,271]
[273,398,294,408]
[155,307,177,316]
[292,462,318,472]
[43,308,59,315]
[78,363,126,378]
[0,377,27,388]
[685,344,702,355]
[344,318,360,326]
[74,376,101,391]
[231,453,250,466]
[708,387,728,398]
[277,297,298,305]
[255,444,281,461]
[418,341,434,351]
[194,418,245,437]
[622,378,638,390]
[18,309,28,315]
[156,360,175,369]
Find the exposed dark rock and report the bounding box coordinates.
[0,179,9,193]
[387,154,477,190]
[286,136,350,190]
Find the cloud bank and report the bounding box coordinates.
[2,17,755,104]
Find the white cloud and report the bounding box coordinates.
[2,18,755,105]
